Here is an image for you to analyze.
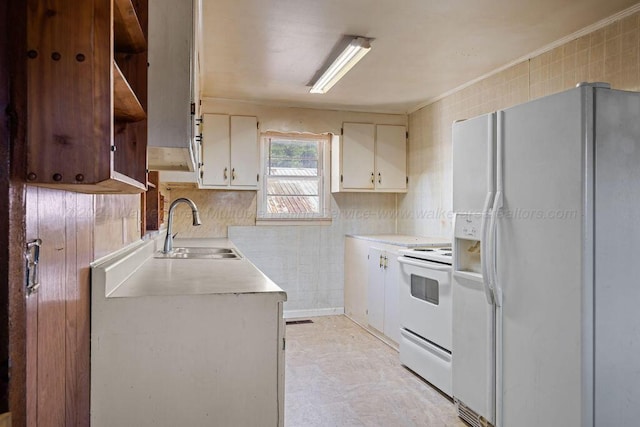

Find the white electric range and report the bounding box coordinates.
[397,246,453,396]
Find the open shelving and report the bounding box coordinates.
[26,0,149,193]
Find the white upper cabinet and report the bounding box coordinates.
[230,116,259,187]
[341,123,376,189]
[332,122,407,193]
[200,114,259,190]
[201,114,230,187]
[375,125,407,191]
[147,0,196,172]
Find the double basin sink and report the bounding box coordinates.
[154,247,242,260]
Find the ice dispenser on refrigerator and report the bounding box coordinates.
[453,213,483,281]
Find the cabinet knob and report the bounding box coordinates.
[371,172,374,184]
[232,168,236,181]
[224,167,228,180]
[378,172,382,184]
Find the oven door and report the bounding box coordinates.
[398,256,452,351]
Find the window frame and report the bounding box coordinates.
[257,131,332,223]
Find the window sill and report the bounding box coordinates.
[256,218,332,226]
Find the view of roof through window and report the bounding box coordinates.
[265,138,322,215]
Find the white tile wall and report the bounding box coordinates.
[229,192,396,312]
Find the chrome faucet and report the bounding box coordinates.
[163,198,202,253]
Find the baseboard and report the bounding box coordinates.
[344,314,399,351]
[283,307,344,319]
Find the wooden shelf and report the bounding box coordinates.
[113,62,146,122]
[31,172,146,194]
[114,0,147,53]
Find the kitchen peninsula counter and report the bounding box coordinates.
[99,237,286,298]
[91,236,286,427]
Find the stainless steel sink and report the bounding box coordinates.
[174,247,234,254]
[154,247,241,260]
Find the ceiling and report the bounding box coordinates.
[200,0,639,114]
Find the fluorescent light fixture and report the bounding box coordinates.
[310,37,372,94]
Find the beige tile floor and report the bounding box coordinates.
[285,315,467,427]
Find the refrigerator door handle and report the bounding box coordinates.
[488,191,503,306]
[491,110,504,308]
[480,192,495,305]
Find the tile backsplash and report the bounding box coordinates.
[163,187,256,238]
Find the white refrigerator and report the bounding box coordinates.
[451,83,640,427]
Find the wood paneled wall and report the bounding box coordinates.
[0,0,11,414]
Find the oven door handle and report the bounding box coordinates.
[397,257,452,271]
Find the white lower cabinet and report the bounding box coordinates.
[383,251,401,343]
[367,247,386,331]
[344,236,404,344]
[367,246,401,343]
[92,294,285,427]
[345,235,450,344]
[344,236,370,326]
[91,242,285,427]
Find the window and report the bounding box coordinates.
[258,132,331,222]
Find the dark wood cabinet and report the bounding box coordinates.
[143,170,164,234]
[26,0,148,193]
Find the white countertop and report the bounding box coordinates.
[92,237,286,299]
[346,234,450,247]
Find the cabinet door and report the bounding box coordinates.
[342,123,375,189]
[147,0,192,151]
[375,125,407,191]
[367,247,385,332]
[202,114,230,186]
[230,116,259,187]
[383,251,401,343]
[344,237,371,325]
